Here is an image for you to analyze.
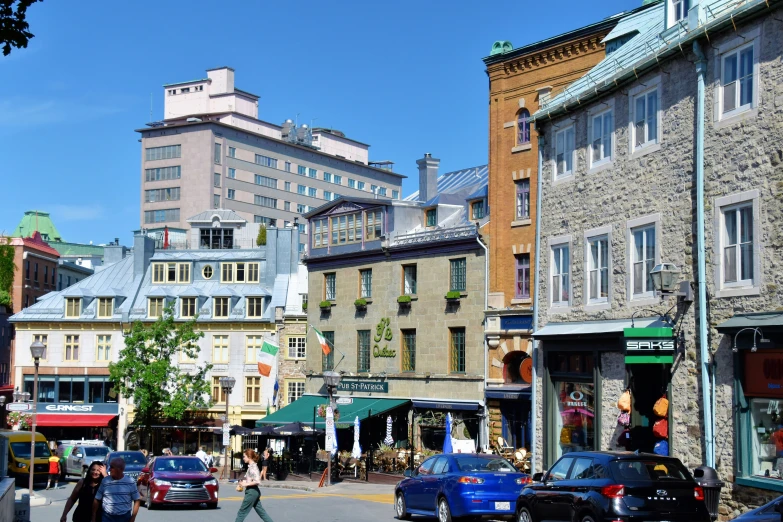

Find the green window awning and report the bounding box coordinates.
[255,395,410,427]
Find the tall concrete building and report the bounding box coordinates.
[137,67,405,253]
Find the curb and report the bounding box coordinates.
[219,480,317,493]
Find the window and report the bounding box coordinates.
[151,262,190,283]
[252,175,277,190]
[547,456,576,482]
[228,146,236,158]
[144,209,180,223]
[378,187,387,197]
[324,191,332,201]
[247,297,264,317]
[148,297,164,318]
[65,297,81,318]
[722,203,754,286]
[516,180,530,219]
[25,260,29,279]
[590,110,613,166]
[555,126,575,178]
[212,377,227,403]
[587,237,609,303]
[242,335,262,363]
[254,216,275,227]
[551,244,570,306]
[33,262,38,282]
[65,335,79,361]
[297,204,307,214]
[33,334,47,360]
[357,330,371,372]
[308,187,317,197]
[365,210,382,240]
[357,181,365,190]
[450,258,467,292]
[633,88,659,149]
[402,330,416,372]
[360,269,372,298]
[322,331,334,370]
[213,195,220,209]
[348,179,356,188]
[245,377,262,403]
[96,335,111,362]
[517,109,531,145]
[254,195,277,209]
[312,218,328,248]
[213,297,230,318]
[471,201,485,220]
[450,328,466,373]
[672,0,689,22]
[515,254,530,299]
[308,168,317,178]
[287,337,306,359]
[214,172,221,187]
[255,154,278,169]
[181,297,196,318]
[97,298,113,318]
[403,265,417,295]
[323,172,332,182]
[285,161,291,172]
[145,166,181,181]
[144,187,180,202]
[219,262,259,283]
[631,225,656,296]
[200,228,233,249]
[213,335,229,362]
[426,209,437,227]
[146,145,181,161]
[227,189,235,200]
[44,266,48,285]
[392,190,399,199]
[214,143,221,164]
[722,43,754,116]
[325,273,336,300]
[287,381,305,404]
[298,165,306,176]
[203,265,213,279]
[284,201,290,211]
[298,185,306,195]
[333,175,342,185]
[284,181,291,192]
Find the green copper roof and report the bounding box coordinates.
[49,241,105,257]
[12,211,63,242]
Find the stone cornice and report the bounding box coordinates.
[486,34,607,80]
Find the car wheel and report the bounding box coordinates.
[395,492,410,520]
[438,497,452,522]
[207,502,218,509]
[518,507,534,522]
[579,513,596,522]
[146,487,156,510]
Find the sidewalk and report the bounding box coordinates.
[14,488,51,507]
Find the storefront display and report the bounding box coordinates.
[555,382,595,457]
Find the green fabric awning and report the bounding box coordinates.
[716,312,783,333]
[255,395,410,427]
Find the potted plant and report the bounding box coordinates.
[397,295,412,307]
[319,300,332,311]
[354,298,368,310]
[445,291,461,301]
[302,301,308,311]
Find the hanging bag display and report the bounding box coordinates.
[653,396,669,418]
[653,418,669,439]
[617,389,632,412]
[560,426,572,444]
[616,429,632,449]
[617,412,630,426]
[654,440,669,456]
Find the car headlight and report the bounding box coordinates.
[205,479,218,486]
[152,479,171,486]
[17,462,27,469]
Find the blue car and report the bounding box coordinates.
[395,453,529,521]
[733,495,783,522]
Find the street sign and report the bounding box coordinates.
[222,431,230,446]
[325,407,336,452]
[335,397,353,405]
[6,403,31,412]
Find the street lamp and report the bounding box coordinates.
[219,376,236,480]
[28,340,45,496]
[0,395,6,429]
[322,371,341,486]
[650,263,681,294]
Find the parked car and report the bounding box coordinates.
[137,456,219,510]
[103,451,148,481]
[58,441,111,479]
[515,451,711,522]
[733,495,783,522]
[0,430,51,484]
[395,453,529,521]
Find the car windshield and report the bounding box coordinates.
[153,458,208,472]
[454,456,517,472]
[11,442,51,459]
[610,459,691,481]
[84,447,109,457]
[111,452,147,465]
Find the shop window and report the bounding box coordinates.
[58,376,86,403]
[748,396,783,478]
[554,382,595,459]
[88,376,116,403]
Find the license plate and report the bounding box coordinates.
[495,502,511,510]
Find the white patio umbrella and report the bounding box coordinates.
[384,415,394,446]
[351,416,362,459]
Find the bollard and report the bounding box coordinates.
[693,466,725,521]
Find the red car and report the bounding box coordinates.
[138,456,219,510]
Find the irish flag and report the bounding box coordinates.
[313,326,331,355]
[257,340,279,377]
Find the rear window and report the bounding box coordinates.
[610,459,691,482]
[111,452,147,465]
[453,456,516,473]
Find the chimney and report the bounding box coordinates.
[416,153,440,203]
[133,232,155,279]
[103,244,127,266]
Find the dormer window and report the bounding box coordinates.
[471,201,485,220]
[425,209,437,227]
[181,297,197,318]
[65,298,81,318]
[152,262,191,284]
[148,297,164,318]
[213,297,230,318]
[247,297,264,318]
[97,298,114,319]
[220,262,260,283]
[672,0,689,23]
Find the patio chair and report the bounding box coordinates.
[497,437,514,457]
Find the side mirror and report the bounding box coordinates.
[141,467,150,473]
[532,472,544,482]
[210,467,218,473]
[75,453,83,459]
[403,469,412,478]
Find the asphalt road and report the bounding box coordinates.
[30,481,403,522]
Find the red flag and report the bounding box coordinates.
[163,226,169,249]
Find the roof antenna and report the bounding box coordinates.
[150,93,153,122]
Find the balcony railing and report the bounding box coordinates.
[393,225,477,247]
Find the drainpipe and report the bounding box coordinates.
[477,231,490,450]
[693,39,715,468]
[531,132,545,474]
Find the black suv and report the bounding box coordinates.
[516,451,711,522]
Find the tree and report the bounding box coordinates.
[1,0,41,57]
[0,237,14,309]
[109,306,212,444]
[256,224,267,246]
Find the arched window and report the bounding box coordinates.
[517,109,531,145]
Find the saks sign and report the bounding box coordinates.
[625,340,676,352]
[36,402,119,414]
[623,327,676,356]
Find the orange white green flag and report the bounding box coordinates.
[312,326,331,355]
[257,340,279,377]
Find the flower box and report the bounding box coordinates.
[397,295,412,305]
[354,298,368,309]
[319,301,332,311]
[445,291,461,301]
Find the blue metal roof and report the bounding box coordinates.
[405,165,488,202]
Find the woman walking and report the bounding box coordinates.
[234,449,274,522]
[59,461,106,522]
[259,448,269,481]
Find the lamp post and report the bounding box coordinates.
[28,340,46,495]
[322,371,341,487]
[219,376,236,480]
[0,395,6,430]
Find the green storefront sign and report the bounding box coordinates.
[337,380,389,393]
[623,327,675,363]
[373,317,396,358]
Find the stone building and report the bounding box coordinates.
[529,0,783,511]
[481,6,637,454]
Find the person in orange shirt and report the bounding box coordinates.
[47,450,62,490]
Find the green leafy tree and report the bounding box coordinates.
[109,306,212,440]
[0,237,15,309]
[256,225,267,246]
[1,0,41,56]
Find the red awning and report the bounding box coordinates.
[36,414,117,427]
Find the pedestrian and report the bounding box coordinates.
[259,448,269,481]
[47,449,62,490]
[139,449,148,463]
[91,457,141,522]
[196,445,208,465]
[60,461,106,522]
[234,449,274,522]
[162,447,172,457]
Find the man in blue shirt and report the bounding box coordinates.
[92,457,141,522]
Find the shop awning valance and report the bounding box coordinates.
[716,312,783,333]
[37,414,117,427]
[485,387,531,400]
[412,400,480,411]
[533,317,669,340]
[255,395,410,427]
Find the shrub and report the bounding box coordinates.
[445,291,462,300]
[319,300,332,310]
[302,301,308,311]
[354,298,368,307]
[397,295,412,304]
[256,225,267,246]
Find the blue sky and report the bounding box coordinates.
[0,0,637,245]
